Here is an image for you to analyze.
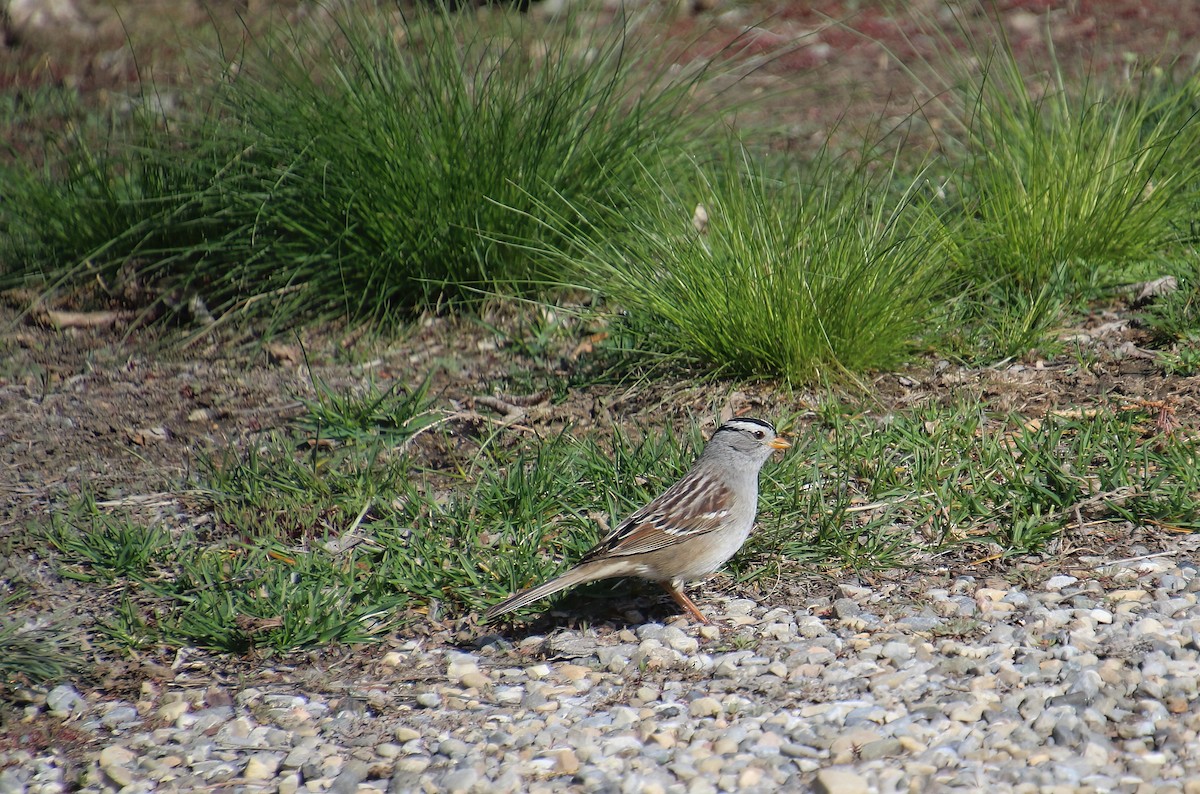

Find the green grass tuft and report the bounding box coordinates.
[0,597,83,690]
[917,10,1200,357]
[528,142,958,382]
[2,4,728,328]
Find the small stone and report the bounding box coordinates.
[158,701,189,722]
[975,587,1007,602]
[331,759,370,793]
[559,664,590,682]
[815,768,870,794]
[437,738,470,758]
[761,622,794,641]
[245,754,281,780]
[458,671,491,690]
[446,659,479,682]
[278,772,302,794]
[637,623,666,641]
[782,742,820,758]
[103,764,135,788]
[1108,589,1150,603]
[46,685,87,718]
[1045,576,1078,591]
[1131,617,1167,636]
[101,705,139,727]
[99,745,136,768]
[553,748,580,775]
[832,599,862,619]
[395,756,431,774]
[441,767,479,793]
[713,737,739,755]
[651,731,676,750]
[1002,591,1029,607]
[663,627,699,654]
[689,697,723,718]
[395,727,421,742]
[636,686,660,703]
[415,692,441,708]
[897,616,943,632]
[738,767,765,788]
[202,762,239,783]
[858,739,904,761]
[882,641,914,663]
[950,703,985,722]
[724,599,757,615]
[319,754,346,778]
[494,686,524,705]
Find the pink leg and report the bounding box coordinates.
[662,582,709,624]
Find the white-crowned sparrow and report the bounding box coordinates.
[485,417,790,624]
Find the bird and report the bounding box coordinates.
[484,416,790,624]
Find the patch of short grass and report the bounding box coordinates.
[295,369,441,448]
[46,499,172,582]
[41,378,445,652]
[44,451,414,652]
[745,401,1200,580]
[40,384,1199,643]
[0,595,83,691]
[1137,258,1200,375]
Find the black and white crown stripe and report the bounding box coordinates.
[715,417,777,436]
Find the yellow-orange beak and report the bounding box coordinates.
[768,436,791,450]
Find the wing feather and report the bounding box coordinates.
[581,471,733,561]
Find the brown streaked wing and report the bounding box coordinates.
[581,473,733,561]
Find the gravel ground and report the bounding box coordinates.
[6,537,1200,794]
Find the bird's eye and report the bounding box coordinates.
[753,430,765,440]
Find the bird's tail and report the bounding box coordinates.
[484,561,622,622]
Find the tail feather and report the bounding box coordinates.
[484,561,622,622]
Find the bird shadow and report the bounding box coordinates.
[467,579,695,647]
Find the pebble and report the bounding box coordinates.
[45,685,87,719]
[9,545,1200,793]
[395,727,421,742]
[815,768,870,794]
[689,697,723,718]
[244,753,282,780]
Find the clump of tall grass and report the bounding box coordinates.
[914,8,1200,355]
[528,141,958,383]
[2,3,730,327]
